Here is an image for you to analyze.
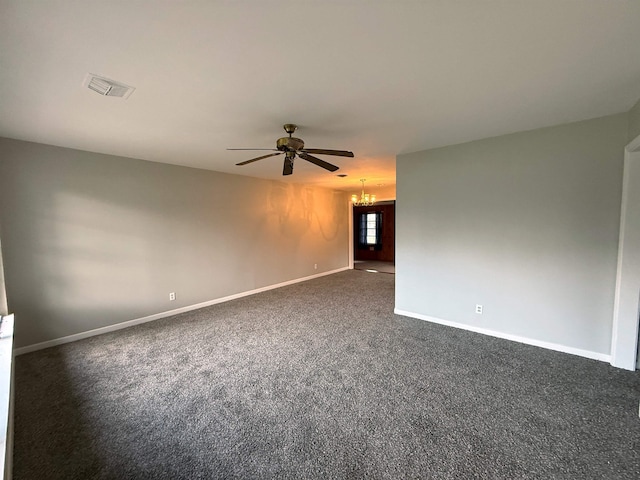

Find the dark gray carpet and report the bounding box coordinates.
[13,270,640,479]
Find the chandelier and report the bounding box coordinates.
[351,179,376,206]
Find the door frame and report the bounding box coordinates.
[348,196,396,269]
[610,133,640,370]
[348,199,354,269]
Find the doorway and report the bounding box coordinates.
[353,201,395,273]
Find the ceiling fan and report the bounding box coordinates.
[228,124,354,176]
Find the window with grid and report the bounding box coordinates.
[359,212,382,248]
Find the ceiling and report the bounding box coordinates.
[1,1,639,192]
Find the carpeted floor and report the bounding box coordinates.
[13,270,640,479]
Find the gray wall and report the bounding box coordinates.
[629,97,640,143]
[396,113,628,356]
[0,138,349,348]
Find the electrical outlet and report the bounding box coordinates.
[169,292,176,301]
[314,263,318,270]
[475,304,483,314]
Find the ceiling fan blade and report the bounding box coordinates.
[227,148,279,151]
[298,152,339,172]
[301,148,354,158]
[236,152,282,166]
[283,157,294,175]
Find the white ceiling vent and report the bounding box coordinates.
[83,73,135,99]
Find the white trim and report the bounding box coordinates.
[348,199,354,269]
[14,267,349,356]
[394,309,611,363]
[610,132,640,370]
[0,314,13,480]
[610,150,632,368]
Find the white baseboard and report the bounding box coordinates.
[14,267,350,356]
[394,308,611,363]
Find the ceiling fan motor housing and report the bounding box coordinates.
[277,137,304,152]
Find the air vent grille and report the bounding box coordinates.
[83,73,135,99]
